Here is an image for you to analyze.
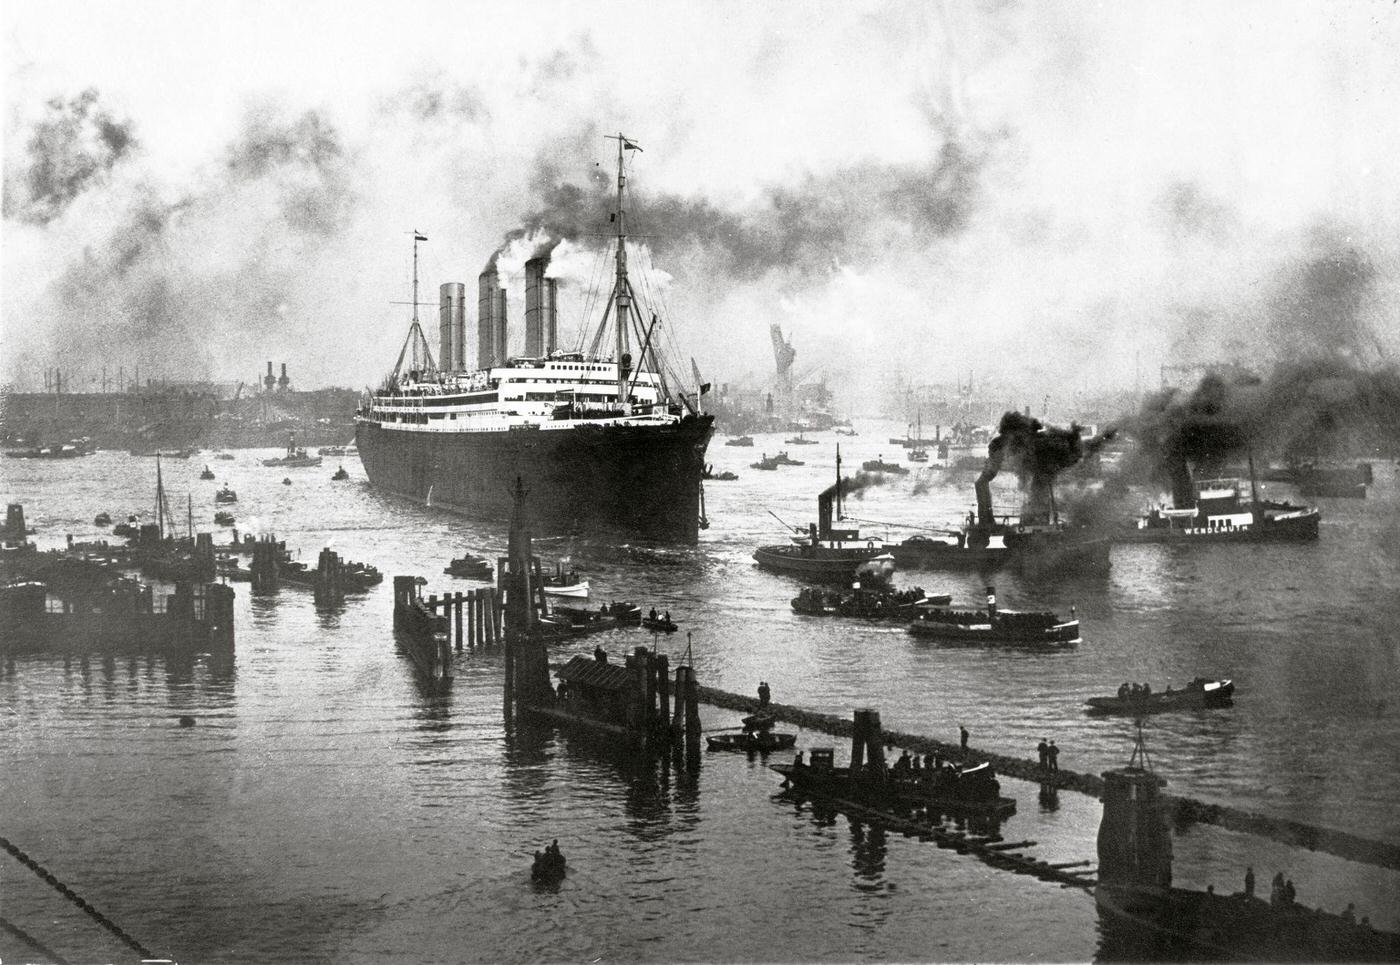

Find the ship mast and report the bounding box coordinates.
[388,231,437,383]
[607,134,640,408]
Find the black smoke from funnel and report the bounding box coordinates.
[1127,360,1400,505]
[3,89,138,225]
[975,411,1110,526]
[499,140,983,281]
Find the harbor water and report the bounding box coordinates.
[3,427,1399,963]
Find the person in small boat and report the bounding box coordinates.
[757,680,771,707]
[663,610,670,624]
[1118,682,1130,700]
[1047,740,1059,772]
[649,607,658,621]
[1037,738,1049,768]
[594,645,606,663]
[1244,866,1255,899]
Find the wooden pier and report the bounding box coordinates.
[691,682,1400,874]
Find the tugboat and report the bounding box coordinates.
[445,552,494,580]
[724,435,755,447]
[1121,453,1319,543]
[1085,678,1235,716]
[701,464,738,481]
[214,510,235,527]
[907,448,930,463]
[199,465,216,480]
[751,453,782,470]
[332,464,350,481]
[785,430,818,445]
[262,433,323,468]
[753,448,889,582]
[215,485,237,504]
[94,512,112,527]
[907,586,1080,647]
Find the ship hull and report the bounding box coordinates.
[355,415,714,543]
[887,535,1112,575]
[1116,510,1320,544]
[752,544,886,582]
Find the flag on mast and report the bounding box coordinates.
[414,232,428,241]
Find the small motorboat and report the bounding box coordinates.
[907,448,929,463]
[1085,678,1235,716]
[861,457,908,475]
[214,510,235,527]
[641,612,678,633]
[445,553,494,580]
[701,464,738,481]
[94,512,112,526]
[282,477,292,485]
[531,844,566,883]
[706,730,797,753]
[263,433,322,468]
[724,435,755,447]
[332,464,350,481]
[543,562,588,598]
[199,465,216,480]
[214,452,236,461]
[215,486,237,504]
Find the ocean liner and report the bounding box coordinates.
[355,136,714,542]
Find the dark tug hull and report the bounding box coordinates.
[356,415,714,542]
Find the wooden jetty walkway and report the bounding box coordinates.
[693,683,1400,874]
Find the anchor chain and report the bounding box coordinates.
[0,834,156,960]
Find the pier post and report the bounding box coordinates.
[478,588,488,648]
[251,536,280,593]
[1098,762,1173,904]
[454,592,464,652]
[851,709,887,779]
[684,665,702,768]
[656,653,671,738]
[465,590,476,649]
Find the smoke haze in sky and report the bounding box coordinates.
[4,0,1399,400]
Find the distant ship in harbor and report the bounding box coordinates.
[354,136,714,542]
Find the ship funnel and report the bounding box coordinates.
[477,268,498,369]
[440,282,465,372]
[545,278,559,355]
[496,288,509,363]
[525,258,546,358]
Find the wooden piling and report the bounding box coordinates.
[453,592,464,652]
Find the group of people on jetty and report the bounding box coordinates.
[1233,866,1372,928]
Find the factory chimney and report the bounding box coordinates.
[278,363,289,392]
[477,267,498,369]
[525,257,546,358]
[264,361,276,393]
[440,282,465,372]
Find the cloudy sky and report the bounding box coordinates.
[4,0,1399,403]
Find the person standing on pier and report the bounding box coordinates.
[1047,740,1059,772]
[1244,866,1255,899]
[959,724,969,757]
[1037,738,1049,769]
